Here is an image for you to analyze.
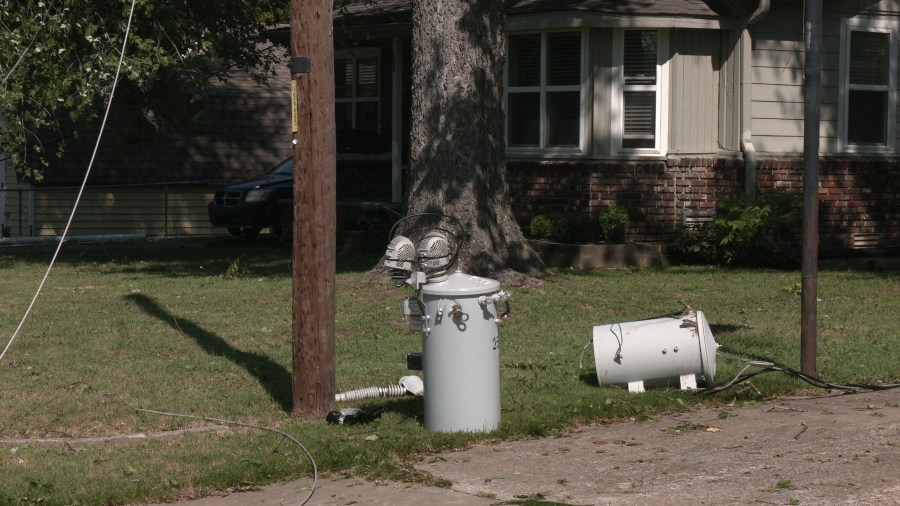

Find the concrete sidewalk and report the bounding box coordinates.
[146,387,900,506]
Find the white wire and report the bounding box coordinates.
[0,0,138,365]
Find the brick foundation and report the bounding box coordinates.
[508,157,900,251]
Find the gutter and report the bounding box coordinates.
[740,0,770,198]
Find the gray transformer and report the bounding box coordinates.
[419,272,507,433]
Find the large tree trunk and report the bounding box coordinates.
[407,0,549,280]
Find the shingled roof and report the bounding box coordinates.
[506,0,740,18]
[333,0,742,27]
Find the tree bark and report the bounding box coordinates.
[407,0,549,280]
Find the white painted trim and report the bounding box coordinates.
[505,29,588,154]
[611,30,624,152]
[611,28,669,156]
[837,16,897,154]
[579,29,591,154]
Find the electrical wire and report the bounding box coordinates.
[0,0,137,365]
[610,322,624,362]
[137,408,317,506]
[699,349,900,395]
[577,338,593,378]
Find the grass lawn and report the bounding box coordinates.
[0,238,897,505]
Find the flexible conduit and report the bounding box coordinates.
[335,384,407,403]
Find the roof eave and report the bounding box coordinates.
[506,12,740,31]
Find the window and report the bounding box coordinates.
[612,29,668,154]
[839,18,897,152]
[335,50,380,132]
[506,31,586,152]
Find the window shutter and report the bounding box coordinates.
[623,92,655,134]
[624,31,657,85]
[850,31,888,85]
[621,30,658,149]
[335,57,353,99]
[547,32,581,86]
[356,57,379,98]
[509,34,541,87]
[847,29,890,145]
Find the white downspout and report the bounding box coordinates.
[741,0,770,198]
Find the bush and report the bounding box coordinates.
[597,203,629,243]
[554,214,594,244]
[716,193,799,266]
[669,223,721,265]
[528,214,595,243]
[669,193,800,267]
[529,215,554,240]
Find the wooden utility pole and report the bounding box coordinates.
[801,0,821,377]
[289,0,336,418]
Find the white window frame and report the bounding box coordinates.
[838,17,897,153]
[504,29,589,155]
[611,28,669,155]
[334,48,381,132]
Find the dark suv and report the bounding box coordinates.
[208,157,293,238]
[208,129,395,238]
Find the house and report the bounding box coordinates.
[333,0,900,252]
[5,0,898,253]
[0,56,297,238]
[0,43,393,239]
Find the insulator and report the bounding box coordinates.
[417,232,451,282]
[384,236,416,272]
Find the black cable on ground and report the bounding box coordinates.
[700,349,900,395]
[137,408,317,506]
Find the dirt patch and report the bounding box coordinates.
[418,388,900,505]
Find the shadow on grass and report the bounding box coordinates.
[126,292,293,413]
[709,323,745,335]
[385,395,425,427]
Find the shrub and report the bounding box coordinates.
[597,203,629,243]
[554,214,594,244]
[669,223,720,265]
[715,193,799,266]
[669,193,800,267]
[529,215,554,240]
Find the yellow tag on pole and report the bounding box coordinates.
[291,80,299,133]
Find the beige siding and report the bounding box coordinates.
[591,28,613,156]
[749,1,900,154]
[718,29,741,152]
[749,0,805,153]
[669,29,720,153]
[29,185,218,237]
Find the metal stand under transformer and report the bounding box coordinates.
[384,214,510,433]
